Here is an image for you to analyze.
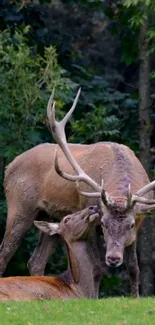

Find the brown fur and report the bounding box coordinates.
[0,141,153,297]
[0,276,80,301]
[0,207,101,301]
[5,142,152,213]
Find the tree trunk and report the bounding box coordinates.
[0,156,5,192]
[138,17,154,296]
[139,19,151,174]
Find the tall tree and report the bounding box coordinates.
[139,15,151,175]
[138,13,154,296]
[124,0,155,295]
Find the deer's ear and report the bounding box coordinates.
[34,221,59,235]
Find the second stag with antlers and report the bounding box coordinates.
[1,89,155,297]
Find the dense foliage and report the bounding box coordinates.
[0,25,76,277]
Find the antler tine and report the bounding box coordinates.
[61,88,81,128]
[47,88,55,122]
[126,183,132,208]
[47,89,102,192]
[128,180,155,207]
[54,150,85,182]
[101,179,107,205]
[76,181,101,198]
[100,179,114,208]
[131,195,155,205]
[48,88,81,144]
[122,180,155,208]
[135,180,155,197]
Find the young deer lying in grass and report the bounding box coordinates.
[0,206,101,301]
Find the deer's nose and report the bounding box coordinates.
[106,256,121,267]
[88,206,98,213]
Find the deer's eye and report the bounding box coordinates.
[130,222,135,229]
[89,206,98,213]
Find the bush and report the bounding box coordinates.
[0,26,75,276]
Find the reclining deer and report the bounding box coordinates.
[0,206,102,301]
[1,89,155,297]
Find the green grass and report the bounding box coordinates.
[0,298,155,325]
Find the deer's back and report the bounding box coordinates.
[5,142,152,215]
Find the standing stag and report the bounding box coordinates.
[0,206,101,301]
[1,89,155,297]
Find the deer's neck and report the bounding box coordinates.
[66,231,102,298]
[88,227,103,297]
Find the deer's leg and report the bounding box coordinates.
[0,209,34,276]
[125,241,139,297]
[27,232,60,275]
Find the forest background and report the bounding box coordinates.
[0,0,155,297]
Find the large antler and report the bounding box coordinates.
[47,89,102,193]
[47,89,155,210]
[125,183,155,209]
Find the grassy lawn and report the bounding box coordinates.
[0,297,155,325]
